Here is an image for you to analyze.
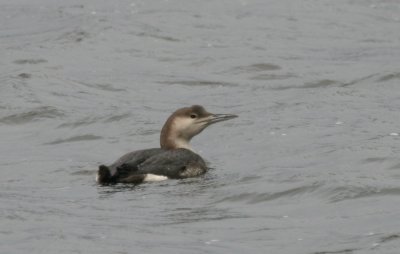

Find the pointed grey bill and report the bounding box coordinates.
[206,113,238,125]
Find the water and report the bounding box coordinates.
[1,0,400,253]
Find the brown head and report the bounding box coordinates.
[160,105,237,150]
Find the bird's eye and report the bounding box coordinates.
[190,114,197,119]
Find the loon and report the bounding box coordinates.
[96,105,237,184]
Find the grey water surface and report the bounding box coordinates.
[1,0,400,253]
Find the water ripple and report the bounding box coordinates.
[13,59,47,65]
[251,73,296,81]
[313,248,358,254]
[377,72,400,82]
[44,134,102,145]
[328,186,400,203]
[379,234,400,243]
[0,106,64,125]
[233,63,281,72]
[159,80,238,87]
[216,184,321,204]
[271,79,339,90]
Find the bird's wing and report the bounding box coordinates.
[110,148,164,172]
[135,148,207,178]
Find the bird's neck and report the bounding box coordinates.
[162,136,192,151]
[160,118,193,151]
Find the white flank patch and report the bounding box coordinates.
[144,174,168,182]
[95,173,99,182]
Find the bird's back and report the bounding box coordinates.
[97,148,207,184]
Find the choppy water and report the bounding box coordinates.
[1,0,400,253]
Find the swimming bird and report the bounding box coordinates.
[96,105,237,184]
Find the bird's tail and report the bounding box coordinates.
[96,165,112,184]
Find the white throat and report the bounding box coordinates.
[173,138,193,151]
